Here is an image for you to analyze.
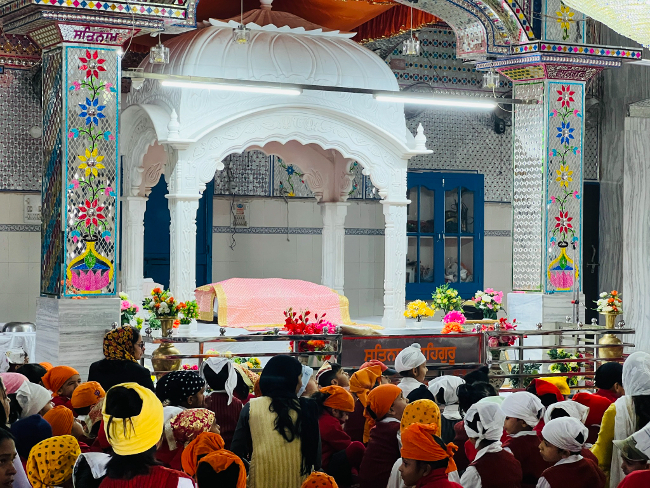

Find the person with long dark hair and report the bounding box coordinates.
[0,377,31,488]
[230,355,321,488]
[98,382,193,487]
[88,326,154,392]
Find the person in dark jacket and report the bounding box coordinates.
[88,325,154,392]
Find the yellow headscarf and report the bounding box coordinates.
[400,399,441,435]
[102,382,164,456]
[539,376,571,395]
[27,435,81,488]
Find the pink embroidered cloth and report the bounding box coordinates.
[195,278,353,329]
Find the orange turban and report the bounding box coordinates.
[42,366,78,395]
[321,386,355,412]
[301,471,339,487]
[363,384,402,442]
[198,450,246,488]
[401,423,458,474]
[39,362,53,372]
[349,365,382,407]
[400,400,441,435]
[71,381,105,409]
[181,431,225,477]
[43,405,74,436]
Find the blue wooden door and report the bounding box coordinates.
[406,172,484,300]
[143,179,213,290]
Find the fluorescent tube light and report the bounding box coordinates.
[374,94,497,109]
[161,80,301,96]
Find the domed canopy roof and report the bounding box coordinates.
[142,0,398,92]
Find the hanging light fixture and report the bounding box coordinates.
[233,0,251,44]
[402,6,420,56]
[149,33,169,65]
[482,69,501,89]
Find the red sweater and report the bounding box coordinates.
[416,468,463,488]
[319,411,352,468]
[453,421,471,471]
[358,420,400,488]
[471,449,523,488]
[618,470,650,488]
[344,398,365,444]
[503,434,552,488]
[98,465,191,488]
[541,458,605,488]
[204,392,243,450]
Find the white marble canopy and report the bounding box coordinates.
[120,10,429,327]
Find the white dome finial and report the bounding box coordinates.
[260,0,273,10]
[167,109,180,140]
[414,123,427,151]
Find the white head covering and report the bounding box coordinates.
[542,417,588,453]
[202,357,237,405]
[297,365,313,397]
[464,401,505,442]
[544,400,589,425]
[394,343,427,373]
[428,376,465,405]
[632,422,650,457]
[501,391,545,428]
[15,381,51,418]
[478,396,505,405]
[623,352,650,397]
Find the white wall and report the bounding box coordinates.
[483,202,513,310]
[0,193,41,323]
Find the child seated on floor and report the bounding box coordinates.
[316,362,351,389]
[313,385,365,487]
[195,449,247,488]
[201,357,244,449]
[459,401,523,488]
[543,400,599,464]
[42,365,82,408]
[428,375,465,444]
[613,423,650,488]
[357,384,408,488]
[399,423,462,488]
[501,391,551,488]
[345,364,383,443]
[70,381,105,435]
[538,417,606,488]
[42,405,88,445]
[394,344,428,397]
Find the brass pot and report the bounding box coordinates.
[151,318,181,373]
[599,313,623,359]
[488,349,505,391]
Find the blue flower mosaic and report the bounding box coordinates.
[556,121,575,145]
[79,97,106,126]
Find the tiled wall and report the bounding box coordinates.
[0,193,42,323]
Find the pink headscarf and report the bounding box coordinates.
[0,373,28,394]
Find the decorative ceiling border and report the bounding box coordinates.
[511,41,643,60]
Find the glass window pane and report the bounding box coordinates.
[407,187,418,233]
[461,187,474,234]
[420,187,434,233]
[445,187,459,233]
[444,237,459,283]
[461,237,474,282]
[419,237,434,283]
[407,237,418,283]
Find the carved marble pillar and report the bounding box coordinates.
[320,202,349,294]
[122,196,148,305]
[167,195,201,302]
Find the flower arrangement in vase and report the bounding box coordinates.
[234,357,262,369]
[142,288,184,334]
[471,318,518,349]
[283,309,337,361]
[595,290,622,328]
[547,348,584,386]
[404,300,434,322]
[119,292,139,326]
[431,284,463,313]
[441,310,466,334]
[472,288,504,320]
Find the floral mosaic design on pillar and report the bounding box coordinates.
[546,82,583,292]
[64,47,119,295]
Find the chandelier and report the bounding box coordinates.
[562,0,650,47]
[402,6,421,56]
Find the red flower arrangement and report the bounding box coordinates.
[283,308,337,360]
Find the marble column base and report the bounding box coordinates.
[35,297,120,379]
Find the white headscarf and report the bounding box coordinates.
[632,422,650,457]
[15,381,51,419]
[464,401,505,442]
[542,417,588,453]
[501,391,545,428]
[544,400,589,425]
[297,365,313,397]
[202,357,237,405]
[623,352,650,397]
[394,344,426,373]
[428,375,465,405]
